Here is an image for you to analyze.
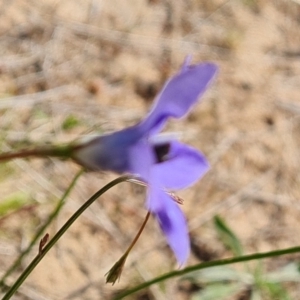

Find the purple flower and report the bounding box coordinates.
[74,59,218,265]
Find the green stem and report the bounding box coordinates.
[0,169,84,287]
[2,175,132,300]
[114,245,300,299]
[0,145,74,163]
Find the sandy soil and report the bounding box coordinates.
[1,0,300,299]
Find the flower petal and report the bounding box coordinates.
[148,187,190,265]
[137,62,218,134]
[128,139,155,181]
[152,140,209,190]
[73,126,141,173]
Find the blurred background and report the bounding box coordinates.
[1,0,300,299]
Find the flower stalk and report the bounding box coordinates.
[0,144,74,163]
[106,212,151,285]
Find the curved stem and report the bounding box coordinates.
[114,245,300,299]
[2,175,132,300]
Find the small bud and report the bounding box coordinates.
[105,253,128,285]
[39,233,49,256]
[106,211,150,285]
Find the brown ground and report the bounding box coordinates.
[1,0,300,299]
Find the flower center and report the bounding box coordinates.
[154,143,170,163]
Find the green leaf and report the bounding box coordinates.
[214,215,243,256]
[259,281,292,300]
[185,266,252,284]
[265,262,300,283]
[62,115,80,130]
[192,283,243,300]
[0,192,31,216]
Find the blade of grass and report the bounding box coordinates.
[213,215,243,256]
[0,169,84,287]
[113,246,300,300]
[1,175,133,300]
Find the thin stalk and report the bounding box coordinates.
[113,245,300,299]
[106,212,151,284]
[2,175,132,300]
[0,169,84,286]
[0,149,50,161]
[127,212,150,254]
[0,145,74,163]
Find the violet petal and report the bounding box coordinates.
[148,187,190,265]
[152,140,209,190]
[128,139,155,181]
[137,63,218,134]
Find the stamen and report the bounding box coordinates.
[168,192,184,205]
[127,178,184,205]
